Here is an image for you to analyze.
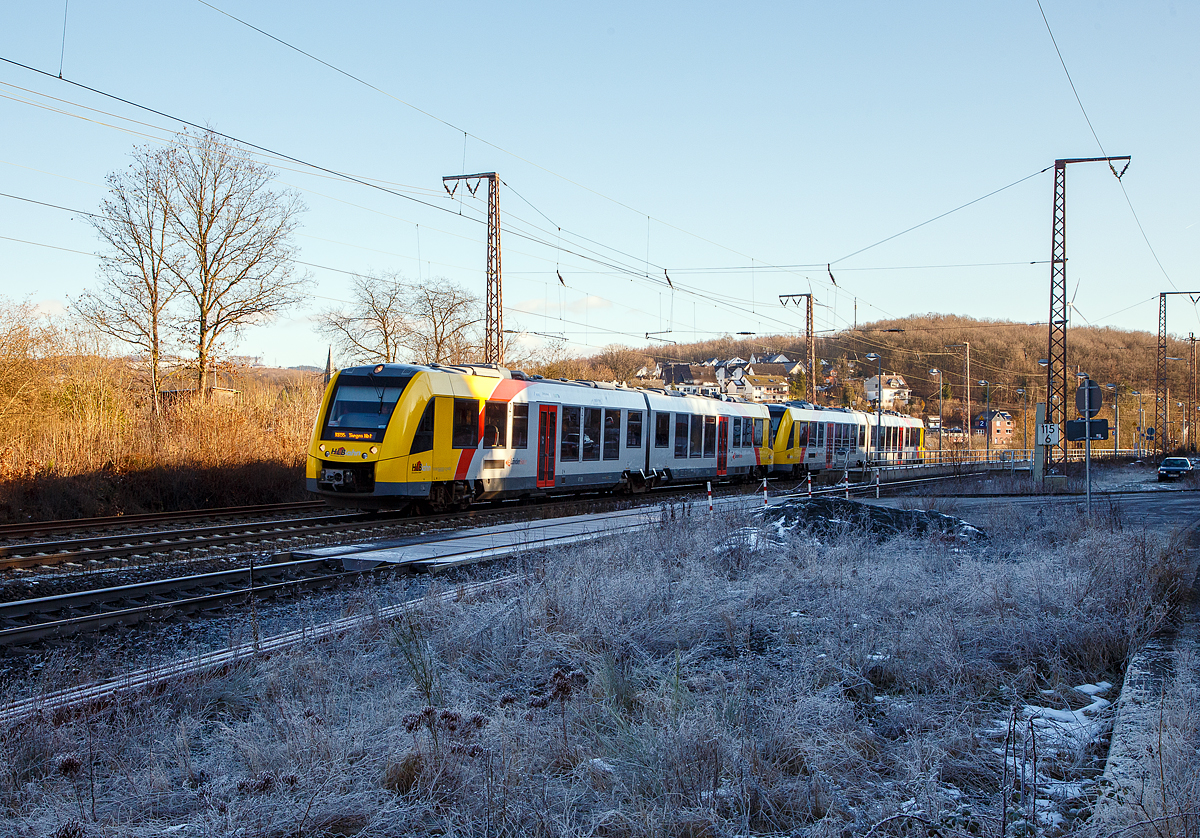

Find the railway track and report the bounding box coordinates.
[0,509,385,571]
[0,500,327,541]
[0,554,369,647]
[0,472,994,648]
[0,483,763,574]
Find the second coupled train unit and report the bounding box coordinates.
[306,363,925,509]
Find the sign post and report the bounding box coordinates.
[1077,379,1102,516]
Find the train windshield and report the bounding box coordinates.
[321,372,416,442]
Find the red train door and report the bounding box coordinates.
[536,405,557,489]
[716,416,729,476]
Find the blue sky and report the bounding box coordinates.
[1,1,1197,368]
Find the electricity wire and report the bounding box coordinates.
[1035,0,1177,293]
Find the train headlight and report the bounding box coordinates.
[362,452,369,459]
[318,444,326,453]
[369,446,378,454]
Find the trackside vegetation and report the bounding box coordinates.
[1,501,1192,837]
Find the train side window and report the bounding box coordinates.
[798,421,810,447]
[409,399,436,454]
[583,408,602,461]
[603,409,620,460]
[483,401,507,448]
[703,416,716,458]
[690,414,703,458]
[627,410,643,449]
[512,404,529,449]
[858,425,865,448]
[742,418,753,448]
[674,414,688,458]
[452,399,479,448]
[732,416,742,447]
[654,412,670,448]
[753,418,764,447]
[788,422,798,451]
[561,407,581,461]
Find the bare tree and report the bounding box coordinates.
[162,129,307,393]
[315,274,411,364]
[594,344,649,382]
[316,274,482,366]
[405,278,481,364]
[77,145,178,412]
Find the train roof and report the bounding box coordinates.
[334,363,756,403]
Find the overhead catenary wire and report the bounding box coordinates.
[1035,0,1176,294]
[0,40,1161,350]
[180,1,1060,324]
[0,54,1068,346]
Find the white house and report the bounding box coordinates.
[865,374,911,409]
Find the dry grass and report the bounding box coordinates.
[0,357,322,520]
[0,501,1189,837]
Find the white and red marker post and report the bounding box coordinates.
[707,481,713,513]
[761,477,768,507]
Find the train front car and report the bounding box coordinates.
[307,363,428,508]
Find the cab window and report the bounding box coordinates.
[321,371,416,442]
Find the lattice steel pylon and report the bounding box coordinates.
[1044,156,1130,473]
[443,172,502,364]
[779,293,816,401]
[1153,293,1200,455]
[1156,293,1167,456]
[1185,333,1195,451]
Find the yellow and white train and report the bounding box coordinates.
[307,363,773,509]
[767,403,926,477]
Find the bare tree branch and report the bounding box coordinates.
[161,129,307,393]
[77,144,179,412]
[315,274,481,366]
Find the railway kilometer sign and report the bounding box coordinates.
[1037,423,1061,446]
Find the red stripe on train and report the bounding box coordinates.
[454,448,476,481]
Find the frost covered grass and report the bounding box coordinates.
[0,500,1189,837]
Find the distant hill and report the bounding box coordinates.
[568,314,1190,424]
